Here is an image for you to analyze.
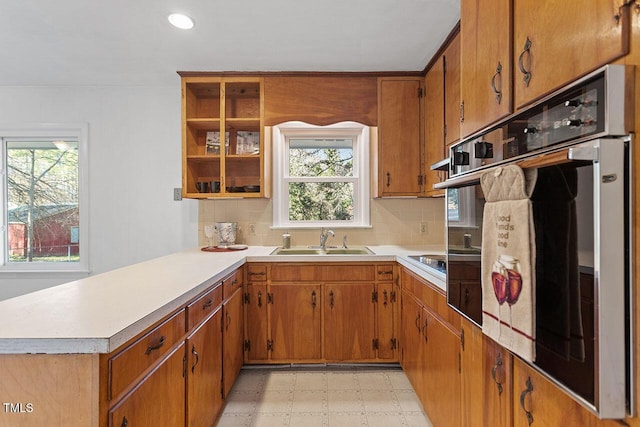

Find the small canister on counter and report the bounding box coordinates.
[282,232,291,249]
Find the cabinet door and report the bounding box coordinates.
[460,0,512,138]
[400,290,424,393]
[444,33,461,147]
[270,283,322,360]
[186,309,223,427]
[461,319,513,427]
[422,309,462,427]
[376,283,396,359]
[424,54,446,197]
[244,283,268,361]
[377,77,423,196]
[222,289,244,397]
[513,0,629,109]
[109,343,186,427]
[324,283,376,360]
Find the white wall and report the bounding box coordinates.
[0,84,198,300]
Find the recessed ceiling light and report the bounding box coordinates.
[168,13,194,30]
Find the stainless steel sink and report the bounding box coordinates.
[270,246,373,255]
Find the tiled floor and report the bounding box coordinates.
[216,365,433,427]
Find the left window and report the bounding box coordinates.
[0,124,88,272]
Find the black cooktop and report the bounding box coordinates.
[407,255,446,274]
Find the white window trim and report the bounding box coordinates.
[272,121,371,229]
[447,186,477,228]
[0,123,89,273]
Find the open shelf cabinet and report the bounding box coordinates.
[181,76,268,198]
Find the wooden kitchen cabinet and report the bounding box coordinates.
[424,31,460,196]
[222,286,244,397]
[244,282,269,361]
[400,267,462,427]
[186,308,223,427]
[270,283,322,360]
[512,357,623,427]
[460,0,513,138]
[181,76,267,199]
[324,282,377,361]
[108,342,186,427]
[460,318,513,427]
[513,0,630,109]
[376,282,397,359]
[376,77,423,196]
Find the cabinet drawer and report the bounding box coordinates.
[246,264,267,282]
[376,264,394,281]
[223,269,243,299]
[187,283,222,330]
[270,264,375,282]
[108,309,186,400]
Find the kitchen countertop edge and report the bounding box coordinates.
[0,245,446,354]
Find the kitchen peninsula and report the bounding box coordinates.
[0,245,444,427]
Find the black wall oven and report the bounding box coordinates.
[440,65,633,419]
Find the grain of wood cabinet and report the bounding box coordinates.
[180,76,267,199]
[513,0,630,109]
[244,263,398,363]
[424,32,460,197]
[400,268,462,427]
[459,0,513,139]
[222,287,244,398]
[108,343,186,427]
[185,307,223,427]
[376,77,423,196]
[460,318,513,427]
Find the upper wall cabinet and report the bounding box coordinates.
[513,0,630,109]
[376,77,423,197]
[424,31,460,197]
[460,0,513,139]
[181,76,268,199]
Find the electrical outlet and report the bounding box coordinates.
[248,223,256,236]
[420,222,427,234]
[173,188,182,201]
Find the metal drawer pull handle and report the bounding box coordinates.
[415,313,421,331]
[491,62,503,104]
[383,290,388,307]
[491,353,504,395]
[311,290,317,309]
[145,335,166,355]
[258,291,262,307]
[519,376,534,425]
[202,299,213,309]
[329,291,334,309]
[386,172,391,187]
[378,270,393,275]
[518,37,532,87]
[422,318,428,343]
[121,416,128,427]
[191,345,199,373]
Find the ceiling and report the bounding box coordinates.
[0,0,460,87]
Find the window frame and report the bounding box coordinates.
[272,121,371,229]
[0,123,89,273]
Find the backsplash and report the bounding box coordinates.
[198,197,445,247]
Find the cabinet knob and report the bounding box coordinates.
[491,353,504,395]
[191,345,200,373]
[145,335,166,355]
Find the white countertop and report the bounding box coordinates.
[0,245,445,355]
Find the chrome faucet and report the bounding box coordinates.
[319,228,335,250]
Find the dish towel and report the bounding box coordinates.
[481,165,537,362]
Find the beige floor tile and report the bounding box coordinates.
[254,390,293,413]
[216,413,252,427]
[263,372,296,391]
[395,389,424,412]
[233,371,267,392]
[249,412,290,427]
[224,391,260,414]
[290,412,328,427]
[404,411,433,427]
[327,372,359,390]
[295,372,328,391]
[327,390,364,413]
[327,412,367,427]
[365,412,406,427]
[360,389,401,413]
[356,371,392,390]
[292,390,327,413]
[386,370,414,390]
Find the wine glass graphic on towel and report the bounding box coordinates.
[491,255,523,339]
